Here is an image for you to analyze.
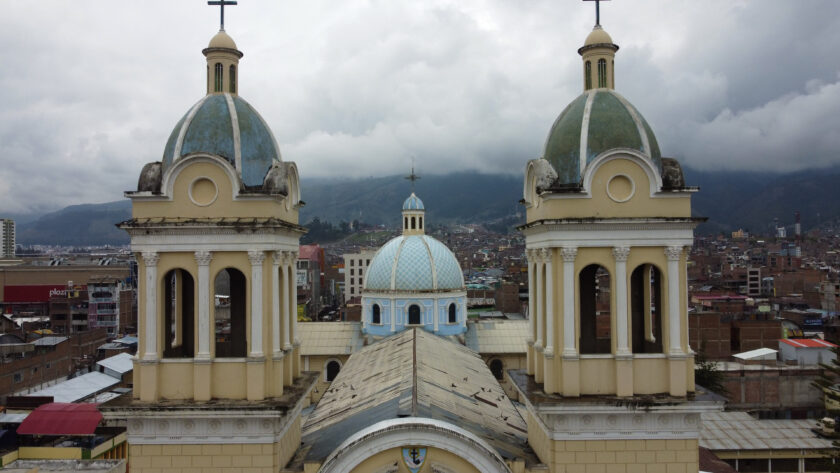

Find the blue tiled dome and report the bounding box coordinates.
[544,89,661,184]
[161,93,281,188]
[402,193,424,211]
[365,235,464,291]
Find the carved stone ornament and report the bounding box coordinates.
[612,246,630,262]
[665,246,683,261]
[248,250,266,265]
[560,247,578,262]
[142,251,160,267]
[194,250,213,266]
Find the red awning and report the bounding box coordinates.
[17,403,102,436]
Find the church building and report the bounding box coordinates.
[103,3,724,472]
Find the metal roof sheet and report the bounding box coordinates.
[464,320,529,353]
[700,411,833,451]
[302,328,533,462]
[732,348,777,360]
[17,403,102,436]
[779,338,838,348]
[96,353,133,374]
[26,372,119,403]
[32,336,69,346]
[298,322,363,356]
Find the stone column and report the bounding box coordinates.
[290,250,301,378]
[526,249,536,375]
[271,252,282,358]
[534,250,545,384]
[248,250,266,358]
[142,251,160,360]
[140,251,160,402]
[390,298,396,332]
[560,247,578,357]
[666,245,687,397]
[612,247,631,357]
[194,251,213,359]
[433,299,439,332]
[541,248,557,393]
[194,250,213,401]
[282,254,293,386]
[665,246,684,355]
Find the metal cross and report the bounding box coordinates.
[583,0,610,27]
[208,0,238,31]
[405,159,421,193]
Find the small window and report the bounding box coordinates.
[372,304,381,324]
[359,269,363,276]
[350,287,354,294]
[13,372,22,383]
[411,217,416,229]
[229,65,236,93]
[419,217,423,229]
[350,269,354,276]
[585,61,592,90]
[598,59,607,87]
[351,278,355,285]
[489,359,504,380]
[366,259,370,265]
[325,360,341,382]
[448,303,457,323]
[408,305,421,325]
[350,260,354,267]
[214,63,223,92]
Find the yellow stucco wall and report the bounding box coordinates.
[304,355,351,403]
[132,161,297,223]
[527,158,691,222]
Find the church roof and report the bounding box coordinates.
[364,235,464,292]
[301,328,532,463]
[465,320,530,354]
[298,322,363,356]
[543,88,662,185]
[161,93,281,188]
[402,192,424,210]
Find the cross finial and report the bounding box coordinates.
[208,0,238,31]
[404,159,421,193]
[583,0,610,27]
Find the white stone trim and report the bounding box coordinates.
[195,250,213,359]
[223,92,243,178]
[249,250,266,357]
[542,249,554,357]
[579,90,597,176]
[561,247,577,357]
[161,154,240,202]
[583,149,661,197]
[666,246,684,355]
[272,252,282,357]
[613,247,630,357]
[523,224,695,249]
[129,231,301,254]
[611,92,652,157]
[171,96,208,162]
[142,251,160,360]
[318,418,510,473]
[125,400,304,445]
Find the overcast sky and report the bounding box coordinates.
[1,0,839,214]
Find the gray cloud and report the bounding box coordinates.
[0,0,838,214]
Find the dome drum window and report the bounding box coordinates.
[214,63,223,92]
[448,303,457,324]
[408,305,421,325]
[372,304,381,325]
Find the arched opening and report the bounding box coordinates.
[579,264,612,354]
[404,217,408,230]
[372,304,381,324]
[206,65,209,92]
[631,264,663,353]
[408,304,421,325]
[419,216,423,230]
[585,61,592,90]
[325,360,341,382]
[162,269,194,358]
[611,60,615,88]
[448,303,457,324]
[214,63,223,92]
[489,359,504,380]
[598,59,607,88]
[411,216,416,230]
[229,65,236,93]
[214,268,247,357]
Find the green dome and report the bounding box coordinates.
[543,89,661,184]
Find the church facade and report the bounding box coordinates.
[105,4,721,473]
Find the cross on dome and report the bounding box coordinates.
[583,0,610,26]
[208,0,237,31]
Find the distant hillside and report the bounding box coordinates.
[17,200,132,246]
[13,167,840,246]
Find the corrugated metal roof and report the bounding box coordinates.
[302,328,533,462]
[17,403,102,436]
[732,348,777,360]
[96,353,133,374]
[700,411,833,451]
[298,322,363,356]
[32,336,69,346]
[464,320,529,353]
[26,372,119,403]
[779,338,838,348]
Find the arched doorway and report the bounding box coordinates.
[408,304,421,325]
[631,264,663,353]
[325,360,341,382]
[162,268,194,358]
[214,267,247,357]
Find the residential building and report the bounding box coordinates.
[342,249,375,302]
[0,219,14,258]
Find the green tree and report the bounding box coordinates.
[694,351,727,396]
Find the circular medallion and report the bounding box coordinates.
[606,174,635,203]
[189,177,218,207]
